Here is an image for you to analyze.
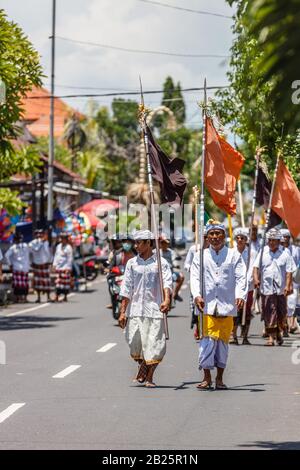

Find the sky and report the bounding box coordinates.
[1,0,235,128]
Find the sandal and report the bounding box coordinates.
[229,337,239,345]
[242,338,251,345]
[196,380,213,390]
[215,383,228,390]
[145,381,157,388]
[264,340,274,346]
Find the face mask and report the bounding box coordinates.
[122,242,132,252]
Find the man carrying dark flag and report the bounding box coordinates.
[118,230,172,388]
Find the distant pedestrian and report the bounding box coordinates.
[53,233,73,302]
[184,233,209,338]
[230,227,256,345]
[30,230,52,303]
[159,234,185,302]
[253,229,295,346]
[5,233,30,303]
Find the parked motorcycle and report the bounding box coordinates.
[73,255,99,281]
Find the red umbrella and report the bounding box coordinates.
[76,199,120,216]
[78,211,105,229]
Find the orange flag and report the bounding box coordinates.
[205,118,245,215]
[272,159,300,237]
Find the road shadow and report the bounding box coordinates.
[238,342,296,348]
[174,381,266,392]
[0,315,81,331]
[239,440,300,450]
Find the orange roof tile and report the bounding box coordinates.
[20,86,84,138]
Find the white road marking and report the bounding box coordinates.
[97,343,117,353]
[52,365,81,378]
[0,403,26,424]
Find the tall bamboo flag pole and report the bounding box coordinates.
[193,186,200,252]
[234,135,245,228]
[198,78,207,339]
[237,179,245,228]
[241,144,262,326]
[138,76,169,340]
[227,214,234,247]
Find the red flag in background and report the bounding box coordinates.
[205,118,245,215]
[272,159,300,237]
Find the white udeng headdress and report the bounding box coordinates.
[233,227,249,240]
[267,228,281,240]
[132,229,154,240]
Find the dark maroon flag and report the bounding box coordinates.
[256,163,282,228]
[146,125,187,206]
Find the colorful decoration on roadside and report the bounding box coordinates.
[0,210,20,242]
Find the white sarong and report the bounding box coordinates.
[287,288,298,317]
[125,317,166,365]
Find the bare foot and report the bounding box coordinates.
[135,361,148,384]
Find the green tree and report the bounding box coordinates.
[173,82,186,124]
[246,0,300,133]
[0,9,43,212]
[94,101,139,194]
[212,0,300,188]
[161,76,186,125]
[111,99,139,145]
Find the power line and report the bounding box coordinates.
[44,83,139,91]
[56,36,229,59]
[137,0,232,19]
[26,85,229,100]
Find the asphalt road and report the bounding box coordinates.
[0,276,300,450]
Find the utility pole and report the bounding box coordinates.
[47,0,56,226]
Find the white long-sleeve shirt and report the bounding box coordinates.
[253,246,295,295]
[53,243,73,270]
[120,253,173,319]
[287,244,300,288]
[190,245,247,317]
[5,243,30,272]
[184,245,197,272]
[29,239,52,265]
[233,246,257,291]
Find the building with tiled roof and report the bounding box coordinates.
[20,86,83,138]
